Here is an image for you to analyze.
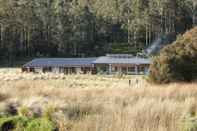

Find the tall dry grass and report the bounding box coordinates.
[0,68,197,131]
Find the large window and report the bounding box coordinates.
[122,67,127,74]
[52,67,59,73]
[34,67,43,73]
[112,66,118,72]
[97,65,108,74]
[139,66,145,74]
[43,67,52,73]
[128,67,135,73]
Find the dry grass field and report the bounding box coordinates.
[0,68,197,131]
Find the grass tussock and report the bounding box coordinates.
[0,68,197,130]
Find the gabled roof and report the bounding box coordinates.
[23,58,97,67]
[93,56,151,65]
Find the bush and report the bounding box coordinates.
[0,116,29,131]
[149,27,197,84]
[18,106,31,117]
[182,111,197,131]
[43,106,56,120]
[25,118,56,131]
[182,116,197,131]
[0,116,56,131]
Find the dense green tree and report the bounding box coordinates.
[149,27,197,84]
[0,0,196,66]
[185,0,197,27]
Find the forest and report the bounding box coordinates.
[0,0,196,65]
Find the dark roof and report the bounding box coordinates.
[93,56,151,65]
[23,55,151,68]
[23,58,97,67]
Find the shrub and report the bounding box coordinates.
[43,106,56,120]
[182,116,197,131]
[182,110,197,131]
[0,116,56,131]
[0,116,29,131]
[18,106,31,117]
[5,103,18,115]
[25,118,56,131]
[149,27,197,84]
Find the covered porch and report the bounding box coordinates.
[95,64,149,75]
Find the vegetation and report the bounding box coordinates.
[149,27,197,84]
[0,116,56,131]
[0,0,196,65]
[0,102,56,131]
[0,69,196,131]
[0,1,196,129]
[183,115,197,131]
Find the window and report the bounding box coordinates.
[34,67,43,73]
[52,67,59,73]
[128,67,135,72]
[139,66,145,72]
[122,67,127,74]
[112,66,118,72]
[43,67,52,73]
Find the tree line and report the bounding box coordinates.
[0,0,196,65]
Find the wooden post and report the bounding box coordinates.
[118,66,122,74]
[144,66,149,75]
[135,65,138,75]
[126,67,129,75]
[109,64,112,74]
[27,67,30,72]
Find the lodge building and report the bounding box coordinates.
[22,54,151,75]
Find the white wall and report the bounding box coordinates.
[52,67,60,73]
